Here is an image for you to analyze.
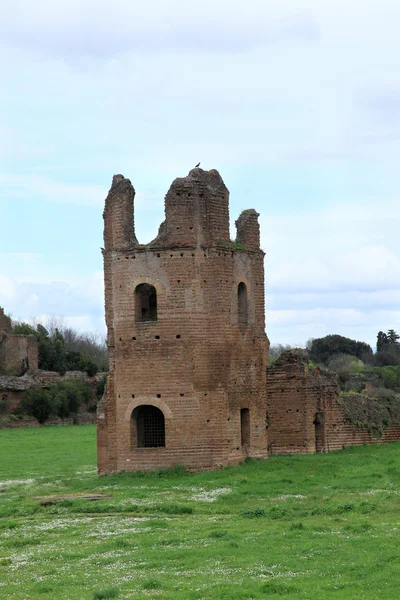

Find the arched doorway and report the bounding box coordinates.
[131,405,165,448]
[314,412,325,453]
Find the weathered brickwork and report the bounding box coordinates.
[0,308,13,335]
[98,168,269,474]
[266,351,400,454]
[0,307,38,375]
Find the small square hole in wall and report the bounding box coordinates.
[180,393,184,397]
[132,394,135,398]
[176,335,181,339]
[155,335,160,339]
[132,337,136,341]
[157,394,161,398]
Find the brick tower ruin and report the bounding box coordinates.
[97,168,269,473]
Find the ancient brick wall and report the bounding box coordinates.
[3,335,38,375]
[0,308,12,335]
[0,307,38,375]
[98,168,269,474]
[266,351,400,454]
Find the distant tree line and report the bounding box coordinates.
[13,319,108,376]
[307,334,373,365]
[306,330,400,368]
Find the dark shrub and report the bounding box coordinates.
[20,389,56,424]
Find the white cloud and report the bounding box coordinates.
[0,174,107,207]
[0,273,105,333]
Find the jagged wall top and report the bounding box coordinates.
[152,167,230,248]
[103,168,262,251]
[103,175,137,251]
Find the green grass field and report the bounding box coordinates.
[0,426,399,599]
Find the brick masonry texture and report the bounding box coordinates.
[266,350,400,453]
[0,307,38,376]
[98,168,269,474]
[98,169,400,474]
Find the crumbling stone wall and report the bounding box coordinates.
[266,350,400,454]
[98,168,269,474]
[0,307,38,375]
[0,370,104,422]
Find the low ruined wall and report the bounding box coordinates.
[326,423,400,451]
[266,351,400,455]
[0,371,105,424]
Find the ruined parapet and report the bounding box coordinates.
[151,168,230,248]
[103,175,137,251]
[235,209,260,251]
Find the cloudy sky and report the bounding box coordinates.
[1,0,400,348]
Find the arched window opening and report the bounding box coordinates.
[240,408,250,447]
[313,412,325,453]
[132,405,165,448]
[135,284,157,322]
[238,282,248,326]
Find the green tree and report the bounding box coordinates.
[308,335,373,365]
[376,331,389,352]
[12,322,99,375]
[20,389,56,424]
[387,329,400,345]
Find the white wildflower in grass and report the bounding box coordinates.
[276,494,306,500]
[190,487,232,502]
[0,478,35,487]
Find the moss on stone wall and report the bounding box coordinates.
[340,389,400,436]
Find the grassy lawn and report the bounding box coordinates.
[0,426,399,599]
